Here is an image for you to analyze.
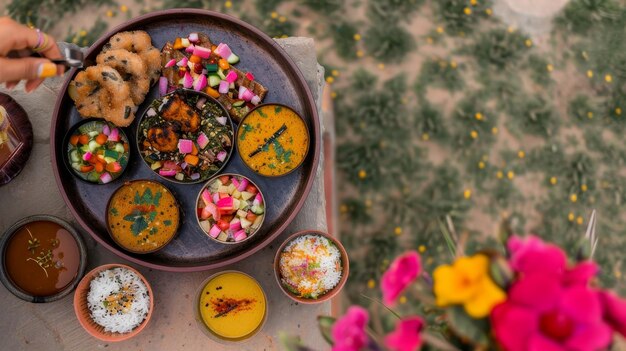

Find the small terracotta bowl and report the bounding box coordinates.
[73,264,154,342]
[274,230,349,304]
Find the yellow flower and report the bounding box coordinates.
[365,199,372,207]
[426,37,434,44]
[378,63,386,70]
[587,111,594,119]
[418,245,426,253]
[492,127,498,134]
[368,279,376,289]
[463,189,472,199]
[478,161,486,169]
[450,60,457,69]
[356,50,364,58]
[422,133,430,141]
[568,212,575,222]
[605,74,613,83]
[576,216,584,225]
[507,171,514,180]
[464,7,472,15]
[340,204,348,214]
[271,12,278,19]
[475,112,483,120]
[358,169,367,179]
[550,176,558,185]
[570,193,578,203]
[587,70,593,78]
[546,64,554,72]
[326,76,334,84]
[106,10,114,17]
[394,227,403,236]
[332,69,340,77]
[581,184,588,192]
[120,4,128,12]
[279,16,287,23]
[470,0,478,5]
[518,150,525,159]
[616,107,622,115]
[436,26,444,34]
[353,33,362,41]
[399,296,407,304]
[496,171,504,179]
[433,255,506,318]
[79,30,87,37]
[525,39,533,47]
[470,130,478,139]
[331,91,337,99]
[224,0,232,8]
[485,8,493,16]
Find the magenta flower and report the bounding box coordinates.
[381,251,421,306]
[331,306,369,351]
[507,235,567,276]
[384,316,424,351]
[493,236,613,351]
[598,290,626,337]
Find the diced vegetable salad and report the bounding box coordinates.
[196,174,265,243]
[67,121,129,184]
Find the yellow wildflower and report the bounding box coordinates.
[433,255,506,318]
[470,0,478,5]
[422,133,430,141]
[356,50,364,58]
[332,69,340,77]
[570,194,578,203]
[394,227,403,236]
[606,74,613,83]
[616,107,622,115]
[418,245,426,253]
[224,0,232,8]
[340,205,348,214]
[507,171,514,180]
[326,76,334,84]
[581,184,588,192]
[378,63,386,70]
[450,60,457,69]
[568,212,575,222]
[464,189,472,199]
[426,37,434,44]
[331,91,337,99]
[436,26,444,34]
[525,39,533,47]
[271,12,278,19]
[478,161,486,169]
[518,150,525,159]
[279,16,287,23]
[587,111,594,119]
[464,7,472,15]
[120,4,128,12]
[546,64,554,72]
[358,169,367,179]
[79,30,87,37]
[475,112,483,120]
[485,8,493,16]
[492,127,498,134]
[354,33,362,41]
[550,176,558,185]
[496,171,504,179]
[106,10,114,17]
[577,216,584,225]
[470,130,478,139]
[368,279,376,289]
[587,70,593,78]
[399,296,407,304]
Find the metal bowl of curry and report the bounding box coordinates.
[106,179,181,254]
[236,103,309,177]
[0,215,87,303]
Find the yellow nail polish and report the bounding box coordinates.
[38,63,57,78]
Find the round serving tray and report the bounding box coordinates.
[50,9,320,271]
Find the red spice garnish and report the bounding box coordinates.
[210,296,256,318]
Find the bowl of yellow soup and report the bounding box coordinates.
[236,104,309,177]
[195,270,267,343]
[106,180,180,254]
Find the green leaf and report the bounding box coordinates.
[257,109,268,118]
[275,106,282,114]
[153,191,162,206]
[130,216,149,236]
[148,211,157,222]
[164,220,172,226]
[278,332,313,351]
[123,211,142,222]
[317,316,336,345]
[134,191,141,205]
[141,188,153,205]
[109,208,119,216]
[447,306,490,347]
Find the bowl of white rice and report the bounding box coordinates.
[274,230,349,304]
[73,264,153,341]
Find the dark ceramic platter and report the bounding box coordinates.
[50,9,320,271]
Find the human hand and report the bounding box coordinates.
[0,17,65,92]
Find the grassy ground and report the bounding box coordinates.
[6,0,626,323]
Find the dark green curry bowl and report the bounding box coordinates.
[0,215,88,303]
[63,118,131,185]
[135,89,235,185]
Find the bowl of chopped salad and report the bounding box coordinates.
[136,89,234,184]
[64,119,130,184]
[274,230,349,304]
[195,174,265,244]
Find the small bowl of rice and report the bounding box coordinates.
[73,264,153,342]
[274,230,349,304]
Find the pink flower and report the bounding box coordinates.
[385,316,424,351]
[381,251,421,306]
[507,235,567,276]
[598,290,626,337]
[331,306,369,351]
[493,236,613,351]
